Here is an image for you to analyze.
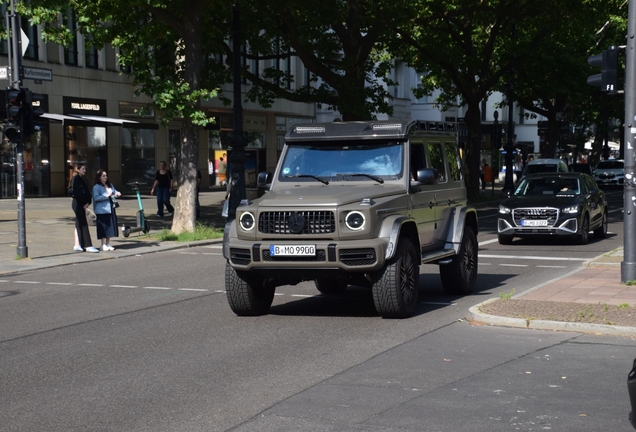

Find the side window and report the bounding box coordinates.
[443,141,462,181]
[427,142,446,183]
[410,143,426,180]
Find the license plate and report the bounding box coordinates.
[270,245,316,256]
[521,219,548,227]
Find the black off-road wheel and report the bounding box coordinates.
[314,278,348,295]
[594,210,608,239]
[440,226,478,295]
[578,214,590,245]
[372,238,419,318]
[498,234,513,245]
[225,262,274,316]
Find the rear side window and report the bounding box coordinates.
[444,141,462,181]
[427,142,446,183]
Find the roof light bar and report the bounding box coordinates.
[295,126,326,134]
[372,123,402,131]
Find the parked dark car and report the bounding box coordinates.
[569,163,593,176]
[497,172,608,245]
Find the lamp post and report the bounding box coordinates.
[227,1,248,220]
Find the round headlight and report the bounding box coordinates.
[239,212,255,231]
[345,211,365,230]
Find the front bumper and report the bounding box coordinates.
[498,216,579,236]
[226,238,389,273]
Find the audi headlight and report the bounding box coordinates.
[239,211,255,231]
[345,211,365,230]
[499,205,511,214]
[562,205,580,214]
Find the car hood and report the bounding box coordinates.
[501,195,581,209]
[256,184,405,207]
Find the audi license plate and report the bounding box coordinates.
[521,220,548,227]
[270,245,316,256]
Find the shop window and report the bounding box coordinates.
[121,128,156,193]
[65,125,107,189]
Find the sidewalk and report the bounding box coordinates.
[0,190,227,274]
[1,192,635,337]
[469,247,636,337]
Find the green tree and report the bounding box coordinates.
[510,0,626,165]
[237,0,400,121]
[24,0,226,233]
[394,0,575,200]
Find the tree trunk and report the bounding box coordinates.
[171,120,199,233]
[463,102,483,202]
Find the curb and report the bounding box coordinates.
[0,239,223,276]
[468,299,636,337]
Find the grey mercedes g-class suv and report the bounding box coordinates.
[223,120,479,318]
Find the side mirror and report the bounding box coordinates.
[257,171,272,188]
[416,168,439,185]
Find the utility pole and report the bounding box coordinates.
[622,0,636,282]
[7,0,27,258]
[227,1,247,220]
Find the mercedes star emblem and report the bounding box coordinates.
[287,212,305,234]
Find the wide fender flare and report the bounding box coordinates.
[222,220,236,260]
[379,215,420,262]
[443,206,479,254]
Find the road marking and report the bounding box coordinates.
[177,288,209,292]
[214,290,226,293]
[479,238,499,246]
[143,286,172,290]
[14,281,40,284]
[0,280,8,283]
[203,252,223,256]
[499,264,529,267]
[536,265,567,269]
[480,254,587,261]
[480,262,492,265]
[178,252,199,255]
[203,245,223,248]
[45,282,73,285]
[110,285,138,288]
[78,283,103,287]
[291,294,314,298]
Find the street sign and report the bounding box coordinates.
[20,28,28,57]
[0,66,8,80]
[22,67,52,82]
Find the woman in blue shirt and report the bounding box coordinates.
[92,169,121,251]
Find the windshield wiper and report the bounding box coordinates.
[284,174,329,185]
[336,173,384,184]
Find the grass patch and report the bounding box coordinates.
[499,288,516,300]
[154,223,224,242]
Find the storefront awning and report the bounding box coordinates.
[41,113,90,123]
[40,112,158,129]
[67,114,139,126]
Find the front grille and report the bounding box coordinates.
[599,172,616,179]
[259,211,336,235]
[230,248,251,265]
[339,248,376,266]
[262,249,327,262]
[512,208,559,226]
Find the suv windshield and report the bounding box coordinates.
[278,141,404,182]
[596,160,623,169]
[515,177,581,197]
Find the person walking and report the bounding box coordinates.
[70,163,99,253]
[92,169,121,251]
[150,161,174,217]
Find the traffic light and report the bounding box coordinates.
[587,46,619,93]
[22,90,45,136]
[4,87,24,143]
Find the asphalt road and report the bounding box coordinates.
[1,189,632,431]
